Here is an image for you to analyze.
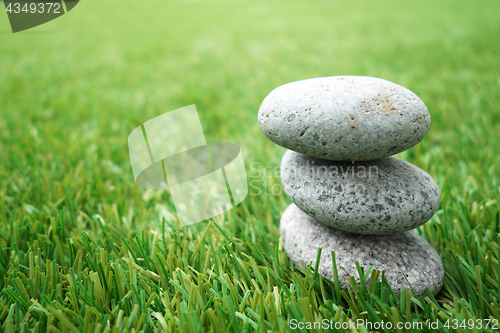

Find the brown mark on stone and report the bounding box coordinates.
[360,100,369,113]
[368,93,398,115]
[381,101,397,115]
[348,114,357,130]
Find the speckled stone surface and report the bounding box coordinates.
[280,204,444,297]
[258,76,430,161]
[281,150,440,235]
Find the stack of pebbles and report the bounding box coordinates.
[258,76,444,297]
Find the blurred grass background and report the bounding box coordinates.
[0,0,500,332]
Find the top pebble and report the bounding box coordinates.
[258,76,431,161]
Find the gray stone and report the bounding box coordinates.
[280,203,444,297]
[281,150,440,235]
[258,76,430,161]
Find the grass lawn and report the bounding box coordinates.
[1,0,500,331]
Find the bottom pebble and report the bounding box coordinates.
[280,203,444,297]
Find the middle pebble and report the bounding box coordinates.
[281,150,440,235]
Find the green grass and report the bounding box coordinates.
[1,0,500,331]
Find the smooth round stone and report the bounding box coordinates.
[281,150,440,235]
[258,76,430,161]
[280,204,444,297]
